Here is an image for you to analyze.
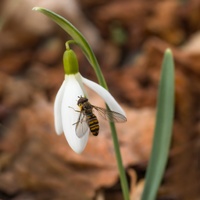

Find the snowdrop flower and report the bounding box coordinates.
[54,48,126,153]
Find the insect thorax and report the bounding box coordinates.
[83,106,93,115]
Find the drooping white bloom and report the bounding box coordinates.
[54,48,126,154]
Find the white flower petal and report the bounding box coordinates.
[54,80,66,135]
[82,76,126,117]
[61,75,89,154]
[74,73,88,97]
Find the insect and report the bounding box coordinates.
[73,96,127,138]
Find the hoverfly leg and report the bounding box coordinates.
[68,106,80,112]
[72,121,78,126]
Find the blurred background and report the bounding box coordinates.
[0,0,199,200]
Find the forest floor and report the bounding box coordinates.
[0,0,200,200]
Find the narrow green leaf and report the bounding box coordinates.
[32,7,90,59]
[32,7,105,87]
[141,49,174,200]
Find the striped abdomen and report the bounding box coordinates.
[86,113,99,136]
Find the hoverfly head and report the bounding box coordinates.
[77,96,88,106]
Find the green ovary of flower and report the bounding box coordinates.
[63,49,79,75]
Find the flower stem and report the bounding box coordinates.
[108,118,130,200]
[65,40,78,50]
[92,55,130,200]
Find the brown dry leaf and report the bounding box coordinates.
[35,37,64,65]
[94,1,147,23]
[0,50,32,74]
[146,1,184,44]
[181,31,200,54]
[128,168,144,200]
[0,0,102,51]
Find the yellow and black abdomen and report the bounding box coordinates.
[86,113,99,136]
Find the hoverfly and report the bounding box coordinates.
[73,96,127,138]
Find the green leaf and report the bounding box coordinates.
[141,49,174,200]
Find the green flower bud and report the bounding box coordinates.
[63,49,79,74]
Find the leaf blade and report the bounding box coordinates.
[33,7,95,67]
[141,49,175,200]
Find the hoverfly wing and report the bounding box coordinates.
[75,113,89,138]
[92,106,127,123]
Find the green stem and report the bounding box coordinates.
[91,50,130,200]
[79,33,130,200]
[90,50,129,200]
[65,40,78,50]
[109,119,130,200]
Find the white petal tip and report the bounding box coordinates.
[68,140,87,154]
[82,77,127,117]
[64,131,89,154]
[55,130,63,135]
[72,148,84,154]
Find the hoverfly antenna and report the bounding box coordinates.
[77,96,81,101]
